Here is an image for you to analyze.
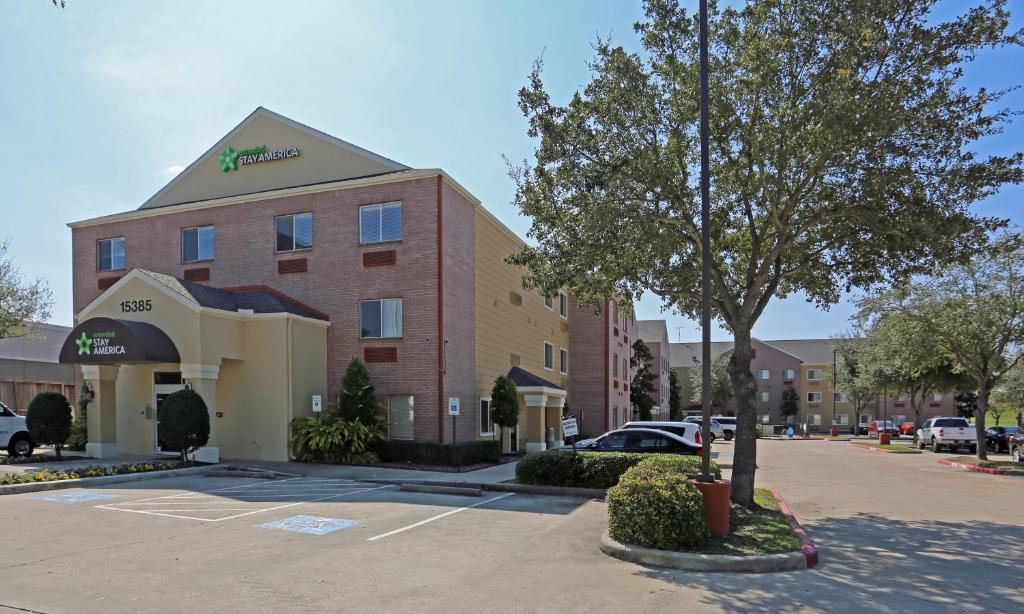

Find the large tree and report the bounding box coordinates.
[1,241,53,340]
[859,239,1024,460]
[668,369,683,420]
[992,361,1024,426]
[507,0,1021,503]
[688,356,733,410]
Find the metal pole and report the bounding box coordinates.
[833,349,838,433]
[698,0,713,482]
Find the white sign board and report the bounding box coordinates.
[561,416,579,438]
[448,397,460,416]
[312,395,322,413]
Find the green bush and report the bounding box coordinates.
[290,415,386,463]
[336,359,380,424]
[157,389,210,464]
[373,440,501,467]
[67,416,88,451]
[607,463,710,550]
[515,451,721,489]
[26,392,72,459]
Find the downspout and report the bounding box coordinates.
[285,317,294,458]
[437,175,446,443]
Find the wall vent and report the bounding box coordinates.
[510,353,521,367]
[509,291,523,306]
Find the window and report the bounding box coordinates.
[761,414,770,424]
[181,226,214,262]
[807,368,823,381]
[559,348,568,374]
[601,431,627,449]
[894,393,907,402]
[359,202,402,243]
[783,368,795,380]
[388,395,414,440]
[758,368,770,380]
[612,353,619,378]
[276,212,313,251]
[479,398,493,435]
[544,342,554,370]
[544,296,554,310]
[612,301,619,323]
[809,414,822,426]
[623,357,628,380]
[834,413,849,426]
[931,392,944,402]
[834,392,847,403]
[97,237,125,271]
[612,406,619,429]
[559,292,568,318]
[807,391,822,403]
[892,414,906,425]
[860,414,873,425]
[760,391,770,402]
[360,299,403,338]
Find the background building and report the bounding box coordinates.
[0,323,75,412]
[568,297,637,437]
[636,320,670,419]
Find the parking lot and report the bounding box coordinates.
[2,440,1023,614]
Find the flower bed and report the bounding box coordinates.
[0,454,85,466]
[849,442,921,454]
[0,461,183,486]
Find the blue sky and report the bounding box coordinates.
[2,0,1022,341]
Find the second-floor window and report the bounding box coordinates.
[559,348,568,374]
[181,226,214,262]
[613,352,619,378]
[97,237,125,271]
[807,392,822,403]
[360,202,402,244]
[783,368,796,380]
[544,342,554,370]
[807,368,823,381]
[360,298,403,338]
[276,212,313,252]
[757,368,770,380]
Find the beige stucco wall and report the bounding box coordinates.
[473,210,569,441]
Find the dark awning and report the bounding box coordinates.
[59,317,180,365]
[507,366,564,390]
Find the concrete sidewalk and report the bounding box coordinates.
[230,459,519,484]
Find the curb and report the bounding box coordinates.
[599,532,807,573]
[400,483,482,497]
[772,489,819,569]
[848,443,921,454]
[760,437,825,441]
[937,459,1008,475]
[360,478,605,499]
[0,464,221,496]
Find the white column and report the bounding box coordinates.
[82,365,120,459]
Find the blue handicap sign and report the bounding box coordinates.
[30,492,120,504]
[256,515,359,536]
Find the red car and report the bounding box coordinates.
[899,422,916,436]
[867,421,900,437]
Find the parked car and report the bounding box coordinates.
[666,419,722,442]
[1009,431,1024,464]
[575,428,702,456]
[622,421,704,444]
[687,415,736,440]
[899,422,916,437]
[986,426,1019,453]
[0,401,34,457]
[914,417,977,453]
[867,421,900,438]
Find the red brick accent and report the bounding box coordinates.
[613,327,619,337]
[365,347,398,363]
[183,267,210,282]
[98,276,121,290]
[278,258,308,274]
[363,250,396,267]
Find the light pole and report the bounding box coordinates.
[698,0,713,483]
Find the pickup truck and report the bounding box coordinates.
[914,417,977,453]
[0,401,34,457]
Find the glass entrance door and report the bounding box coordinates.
[154,372,184,455]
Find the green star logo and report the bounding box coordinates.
[75,332,93,356]
[219,146,239,172]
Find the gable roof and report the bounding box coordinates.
[139,107,410,210]
[507,366,564,391]
[670,337,846,367]
[669,341,733,368]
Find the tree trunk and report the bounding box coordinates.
[976,384,990,461]
[727,326,758,506]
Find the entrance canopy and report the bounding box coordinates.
[59,317,180,365]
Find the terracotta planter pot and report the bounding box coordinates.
[691,479,731,537]
[879,433,892,445]
[830,427,838,437]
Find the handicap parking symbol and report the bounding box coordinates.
[30,492,120,504]
[256,515,360,536]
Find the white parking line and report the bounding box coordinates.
[366,492,515,541]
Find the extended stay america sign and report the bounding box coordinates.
[219,144,301,173]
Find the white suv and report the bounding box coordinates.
[622,421,705,445]
[0,401,34,457]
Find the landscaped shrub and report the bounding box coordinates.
[635,454,722,480]
[372,440,501,467]
[515,451,721,489]
[336,359,380,424]
[67,416,88,451]
[290,415,387,463]
[607,464,710,550]
[26,392,72,459]
[157,389,210,464]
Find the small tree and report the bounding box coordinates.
[337,359,379,424]
[26,392,71,459]
[779,387,799,425]
[158,389,210,464]
[630,339,656,420]
[955,391,979,420]
[833,335,880,434]
[690,356,734,410]
[490,375,520,451]
[668,370,682,421]
[0,241,53,341]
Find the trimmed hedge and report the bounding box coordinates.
[373,440,501,467]
[515,451,720,489]
[607,463,711,550]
